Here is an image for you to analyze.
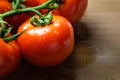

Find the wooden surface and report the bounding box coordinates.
[4,0,120,80]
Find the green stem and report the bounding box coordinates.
[0,18,6,30]
[0,10,18,19]
[13,0,20,9]
[44,10,53,25]
[0,0,54,19]
[33,0,54,10]
[0,18,6,38]
[3,31,23,43]
[20,8,43,18]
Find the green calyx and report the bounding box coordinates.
[30,10,53,26]
[0,0,63,42]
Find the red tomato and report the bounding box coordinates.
[0,39,20,78]
[17,15,74,67]
[23,0,39,7]
[39,0,88,24]
[0,0,12,13]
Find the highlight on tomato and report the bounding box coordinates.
[17,15,74,67]
[39,0,88,24]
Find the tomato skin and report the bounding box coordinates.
[10,14,30,34]
[0,39,20,78]
[39,0,88,24]
[17,15,74,67]
[0,0,12,14]
[23,0,39,7]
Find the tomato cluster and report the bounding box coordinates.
[39,0,88,24]
[0,0,88,78]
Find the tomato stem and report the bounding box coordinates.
[0,0,60,27]
[1,0,56,19]
[30,10,53,26]
[12,0,26,9]
[0,18,6,38]
[3,31,23,43]
[12,0,20,9]
[0,0,62,42]
[33,0,59,10]
[43,10,53,25]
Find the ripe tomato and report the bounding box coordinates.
[0,39,20,78]
[39,0,88,24]
[0,0,12,14]
[23,0,39,7]
[17,15,74,67]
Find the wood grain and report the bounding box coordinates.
[4,0,120,80]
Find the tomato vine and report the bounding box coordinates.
[0,0,62,42]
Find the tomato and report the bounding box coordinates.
[0,0,12,13]
[0,39,20,78]
[39,0,88,24]
[17,15,74,67]
[23,0,39,7]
